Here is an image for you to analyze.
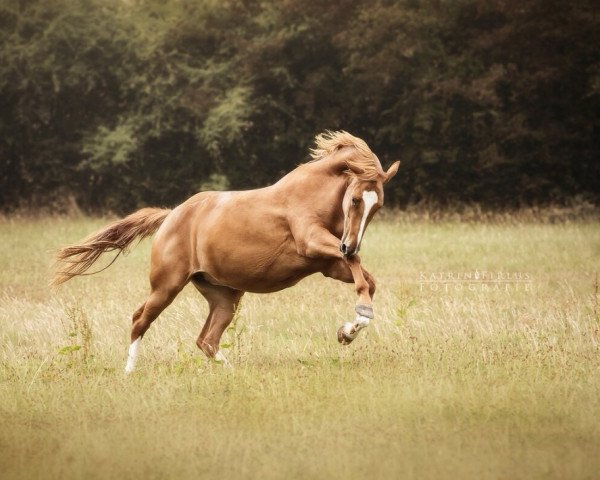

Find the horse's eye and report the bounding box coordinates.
[352,198,360,206]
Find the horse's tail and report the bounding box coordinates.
[52,207,171,286]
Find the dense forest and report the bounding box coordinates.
[0,0,598,213]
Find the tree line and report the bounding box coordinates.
[1,0,598,213]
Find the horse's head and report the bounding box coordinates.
[340,160,400,257]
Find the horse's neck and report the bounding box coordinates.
[275,158,348,228]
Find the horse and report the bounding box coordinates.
[53,131,400,372]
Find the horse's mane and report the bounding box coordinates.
[309,130,381,181]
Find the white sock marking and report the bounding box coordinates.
[357,190,378,248]
[214,350,233,369]
[354,314,371,329]
[125,337,141,374]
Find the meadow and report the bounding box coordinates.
[0,214,599,479]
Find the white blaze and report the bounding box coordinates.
[125,337,141,374]
[357,190,378,248]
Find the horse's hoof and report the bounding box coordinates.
[337,322,357,345]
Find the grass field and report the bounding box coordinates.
[1,215,599,479]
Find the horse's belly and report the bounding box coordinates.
[200,247,318,293]
[222,272,309,293]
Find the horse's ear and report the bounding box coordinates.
[384,161,400,183]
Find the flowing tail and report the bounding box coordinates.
[52,207,171,286]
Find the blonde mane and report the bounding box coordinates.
[309,130,382,180]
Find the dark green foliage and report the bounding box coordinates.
[0,0,597,212]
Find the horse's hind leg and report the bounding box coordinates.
[192,278,244,366]
[125,270,188,373]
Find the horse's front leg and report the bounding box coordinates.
[297,226,376,344]
[322,256,377,345]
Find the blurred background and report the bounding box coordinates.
[0,0,597,214]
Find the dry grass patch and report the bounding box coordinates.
[1,216,599,479]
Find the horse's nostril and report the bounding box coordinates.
[340,243,347,254]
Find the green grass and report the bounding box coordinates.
[1,216,599,479]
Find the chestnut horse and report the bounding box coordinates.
[53,131,399,372]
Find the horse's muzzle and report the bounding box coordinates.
[340,242,357,257]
